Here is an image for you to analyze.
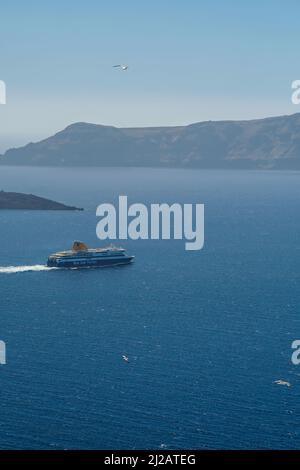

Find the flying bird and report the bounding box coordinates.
[273,379,291,387]
[122,355,129,363]
[113,64,129,71]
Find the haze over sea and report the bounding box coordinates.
[0,167,300,450]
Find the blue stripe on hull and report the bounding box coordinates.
[47,256,134,268]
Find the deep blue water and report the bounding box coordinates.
[0,167,300,450]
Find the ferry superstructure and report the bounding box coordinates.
[47,241,134,268]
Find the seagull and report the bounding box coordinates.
[113,64,128,71]
[273,379,291,387]
[122,355,129,363]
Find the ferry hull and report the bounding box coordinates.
[47,256,134,269]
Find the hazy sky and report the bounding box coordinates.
[0,0,300,151]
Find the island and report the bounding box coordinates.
[1,112,300,169]
[0,191,83,210]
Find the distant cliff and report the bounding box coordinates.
[1,113,300,169]
[0,191,83,210]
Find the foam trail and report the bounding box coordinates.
[0,265,58,274]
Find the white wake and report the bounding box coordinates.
[0,265,58,274]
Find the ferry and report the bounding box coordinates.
[47,241,134,268]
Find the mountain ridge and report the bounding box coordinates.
[1,112,300,169]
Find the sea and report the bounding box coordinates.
[0,166,299,450]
